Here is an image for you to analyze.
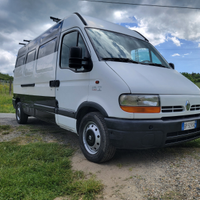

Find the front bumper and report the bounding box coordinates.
[105,114,200,149]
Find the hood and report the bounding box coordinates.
[106,61,200,95]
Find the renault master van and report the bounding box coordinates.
[13,13,200,163]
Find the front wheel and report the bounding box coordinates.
[79,112,116,163]
[16,102,28,124]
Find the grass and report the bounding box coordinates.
[0,94,15,113]
[0,82,13,94]
[0,141,103,200]
[178,138,200,148]
[0,125,12,135]
[0,82,15,113]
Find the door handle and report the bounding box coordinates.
[49,80,60,87]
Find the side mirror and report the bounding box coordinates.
[169,63,175,69]
[69,46,93,71]
[69,47,82,69]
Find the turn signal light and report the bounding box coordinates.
[120,106,160,113]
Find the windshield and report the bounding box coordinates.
[86,28,170,68]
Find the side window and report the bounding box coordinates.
[60,31,78,68]
[151,51,162,64]
[78,34,88,59]
[16,56,25,68]
[60,31,89,69]
[26,50,36,64]
[38,38,57,59]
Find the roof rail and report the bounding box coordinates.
[19,43,26,46]
[134,30,149,42]
[74,12,87,26]
[50,16,61,23]
[23,40,31,42]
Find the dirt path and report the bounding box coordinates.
[1,114,200,199]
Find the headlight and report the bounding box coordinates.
[119,94,160,113]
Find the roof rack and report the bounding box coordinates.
[50,16,61,23]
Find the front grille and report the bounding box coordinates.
[165,127,200,145]
[190,105,200,111]
[162,106,184,113]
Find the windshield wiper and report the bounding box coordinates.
[101,57,138,64]
[140,62,166,68]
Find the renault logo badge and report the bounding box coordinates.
[185,100,190,111]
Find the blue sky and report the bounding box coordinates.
[0,0,200,75]
[156,38,200,73]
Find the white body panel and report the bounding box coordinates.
[106,62,200,95]
[13,53,56,97]
[55,114,77,133]
[88,61,131,118]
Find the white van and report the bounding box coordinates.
[13,13,200,163]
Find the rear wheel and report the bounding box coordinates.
[79,112,116,163]
[16,102,28,124]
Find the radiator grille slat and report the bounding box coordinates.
[162,106,184,113]
[190,105,200,111]
[162,104,200,113]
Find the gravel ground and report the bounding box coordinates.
[1,114,200,199]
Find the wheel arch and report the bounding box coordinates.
[75,102,108,133]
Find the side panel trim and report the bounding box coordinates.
[21,83,35,87]
[56,108,76,118]
[34,103,55,113]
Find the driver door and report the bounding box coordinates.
[55,30,90,133]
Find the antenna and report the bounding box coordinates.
[23,40,31,42]
[19,43,26,46]
[50,16,61,23]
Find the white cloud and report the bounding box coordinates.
[113,10,133,23]
[127,19,166,46]
[172,53,180,57]
[184,53,189,56]
[169,37,182,46]
[0,49,16,75]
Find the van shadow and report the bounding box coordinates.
[25,117,192,166]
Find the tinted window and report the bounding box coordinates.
[16,56,25,67]
[26,50,36,63]
[38,38,57,59]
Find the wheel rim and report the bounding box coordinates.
[16,106,21,121]
[83,121,101,154]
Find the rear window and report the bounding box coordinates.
[16,56,25,67]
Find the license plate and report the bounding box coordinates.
[182,121,197,131]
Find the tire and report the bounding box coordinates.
[79,112,116,163]
[16,102,28,124]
